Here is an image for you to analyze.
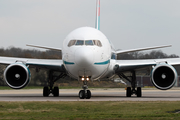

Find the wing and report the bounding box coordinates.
[0,56,64,72]
[115,45,171,54]
[26,44,62,51]
[114,58,180,73]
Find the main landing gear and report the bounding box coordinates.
[79,77,91,99]
[43,86,59,97]
[118,71,142,97]
[43,70,66,97]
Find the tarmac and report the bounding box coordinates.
[0,88,180,101]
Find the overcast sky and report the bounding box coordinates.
[0,0,180,55]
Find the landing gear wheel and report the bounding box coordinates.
[53,86,59,97]
[86,90,91,99]
[126,87,131,97]
[43,86,49,97]
[137,87,142,97]
[79,90,85,99]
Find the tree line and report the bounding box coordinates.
[0,46,62,59]
[0,46,178,59]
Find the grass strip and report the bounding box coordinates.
[0,101,180,120]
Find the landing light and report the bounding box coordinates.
[81,77,85,81]
[86,78,89,81]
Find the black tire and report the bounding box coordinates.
[79,90,85,99]
[126,87,131,97]
[43,86,49,97]
[86,90,91,99]
[137,87,142,97]
[53,86,59,97]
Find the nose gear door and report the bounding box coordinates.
[78,70,91,77]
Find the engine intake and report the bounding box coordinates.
[4,63,31,89]
[151,64,177,90]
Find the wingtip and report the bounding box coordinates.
[164,44,172,48]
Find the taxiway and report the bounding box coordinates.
[0,88,180,101]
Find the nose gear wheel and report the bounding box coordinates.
[79,90,91,99]
[79,80,91,99]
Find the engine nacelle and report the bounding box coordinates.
[4,63,31,89]
[151,64,177,90]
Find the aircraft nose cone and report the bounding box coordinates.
[75,48,94,67]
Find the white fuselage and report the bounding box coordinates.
[62,27,115,80]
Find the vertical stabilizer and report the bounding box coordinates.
[95,0,100,30]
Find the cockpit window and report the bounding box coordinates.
[93,40,102,47]
[75,40,84,45]
[68,40,102,47]
[85,40,94,45]
[68,40,76,47]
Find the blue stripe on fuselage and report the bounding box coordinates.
[94,60,110,65]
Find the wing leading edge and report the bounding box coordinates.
[26,44,62,51]
[115,45,171,54]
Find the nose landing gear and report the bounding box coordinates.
[79,77,91,99]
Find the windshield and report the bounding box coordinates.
[68,40,102,47]
[93,40,102,47]
[85,40,94,45]
[75,40,84,45]
[68,40,76,47]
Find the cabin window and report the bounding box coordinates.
[75,40,84,45]
[68,40,76,47]
[85,40,94,45]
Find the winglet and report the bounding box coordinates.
[26,44,62,51]
[95,0,100,30]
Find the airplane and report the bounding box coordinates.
[1,0,180,99]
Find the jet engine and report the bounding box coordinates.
[151,64,177,90]
[4,63,31,89]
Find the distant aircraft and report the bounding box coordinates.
[1,0,179,99]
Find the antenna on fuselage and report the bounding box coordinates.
[95,0,100,30]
